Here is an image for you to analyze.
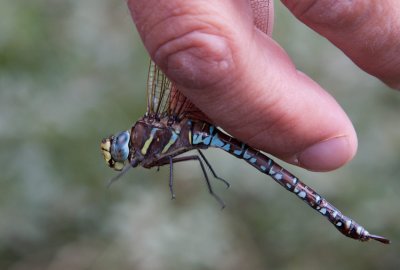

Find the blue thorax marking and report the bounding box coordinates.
[192,133,202,145]
[192,125,217,146]
[222,143,231,151]
[192,133,213,145]
[243,149,251,160]
[203,135,212,145]
[233,143,243,156]
[209,125,215,135]
[210,133,224,147]
[249,157,257,164]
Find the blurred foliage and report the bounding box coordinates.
[0,1,399,270]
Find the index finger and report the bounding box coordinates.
[282,0,400,89]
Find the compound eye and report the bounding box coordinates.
[111,131,130,162]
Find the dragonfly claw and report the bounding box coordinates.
[219,178,230,189]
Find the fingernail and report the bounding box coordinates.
[296,136,352,172]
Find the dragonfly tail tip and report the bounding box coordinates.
[369,234,391,244]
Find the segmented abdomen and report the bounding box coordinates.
[190,121,389,243]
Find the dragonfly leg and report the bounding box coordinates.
[106,165,132,188]
[168,156,176,200]
[170,155,226,209]
[197,150,230,188]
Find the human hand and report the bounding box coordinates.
[127,0,400,172]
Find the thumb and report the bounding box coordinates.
[128,0,357,171]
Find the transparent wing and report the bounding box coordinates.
[250,0,274,35]
[146,60,170,117]
[146,60,210,121]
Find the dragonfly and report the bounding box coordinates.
[100,59,390,244]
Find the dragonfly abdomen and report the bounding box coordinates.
[190,121,389,243]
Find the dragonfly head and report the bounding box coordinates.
[101,130,131,171]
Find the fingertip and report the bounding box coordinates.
[274,69,358,172]
[288,134,358,172]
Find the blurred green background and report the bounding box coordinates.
[1,1,399,269]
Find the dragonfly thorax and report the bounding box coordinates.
[129,117,192,168]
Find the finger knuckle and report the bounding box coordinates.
[153,25,235,90]
[142,8,234,88]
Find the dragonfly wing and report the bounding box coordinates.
[167,83,212,122]
[146,60,210,121]
[250,0,274,35]
[146,60,171,117]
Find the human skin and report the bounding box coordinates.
[127,0,400,172]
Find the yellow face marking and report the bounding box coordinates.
[101,140,111,151]
[102,150,111,162]
[141,128,158,155]
[114,161,124,171]
[101,140,112,161]
[188,129,192,145]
